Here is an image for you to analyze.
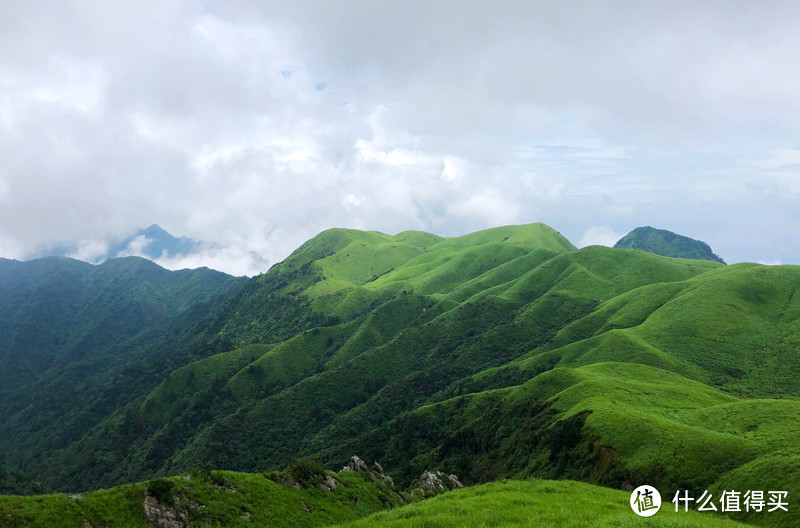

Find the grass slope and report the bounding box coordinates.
[1,475,754,528]
[0,468,407,528]
[336,479,753,528]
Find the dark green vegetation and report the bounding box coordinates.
[0,256,246,479]
[2,222,798,526]
[615,226,726,263]
[0,465,410,528]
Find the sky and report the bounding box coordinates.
[1,1,799,276]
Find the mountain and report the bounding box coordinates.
[0,256,247,480]
[31,224,269,276]
[1,222,797,527]
[107,224,211,260]
[614,226,726,263]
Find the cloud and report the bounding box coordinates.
[578,226,626,248]
[67,239,109,263]
[0,0,799,273]
[116,235,152,258]
[154,247,269,277]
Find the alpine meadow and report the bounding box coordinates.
[1,223,798,527]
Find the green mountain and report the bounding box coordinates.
[0,256,247,481]
[1,222,798,527]
[614,226,726,263]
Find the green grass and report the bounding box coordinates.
[0,468,410,528]
[1,475,760,528]
[335,479,753,527]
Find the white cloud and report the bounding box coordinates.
[578,226,626,248]
[447,191,521,228]
[155,246,269,277]
[0,236,24,260]
[0,1,799,269]
[67,239,109,263]
[117,235,152,258]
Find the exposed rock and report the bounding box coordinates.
[81,522,94,528]
[419,470,464,492]
[187,499,206,511]
[241,511,251,520]
[143,495,188,528]
[372,461,384,475]
[621,481,634,492]
[180,476,191,481]
[419,470,445,491]
[69,494,82,501]
[447,474,464,489]
[301,501,310,513]
[274,473,303,490]
[341,455,368,472]
[320,475,339,492]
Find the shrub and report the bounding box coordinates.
[286,459,326,487]
[191,462,213,482]
[147,478,175,504]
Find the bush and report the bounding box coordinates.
[147,478,175,504]
[286,459,326,487]
[191,462,213,482]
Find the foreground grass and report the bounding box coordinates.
[0,469,407,528]
[2,475,757,528]
[335,479,754,528]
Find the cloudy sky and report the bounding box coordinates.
[1,1,799,275]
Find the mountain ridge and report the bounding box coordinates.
[0,222,796,527]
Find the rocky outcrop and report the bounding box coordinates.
[142,495,188,528]
[341,455,369,472]
[142,494,209,528]
[339,455,394,486]
[419,470,445,491]
[448,474,464,489]
[320,474,340,491]
[419,470,464,492]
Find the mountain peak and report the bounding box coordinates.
[614,226,725,264]
[140,224,172,238]
[109,225,205,260]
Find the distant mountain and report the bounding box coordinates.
[107,224,214,260]
[614,226,726,263]
[31,224,269,276]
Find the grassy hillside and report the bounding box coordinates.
[0,465,409,528]
[0,472,755,528]
[1,223,798,528]
[336,479,753,528]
